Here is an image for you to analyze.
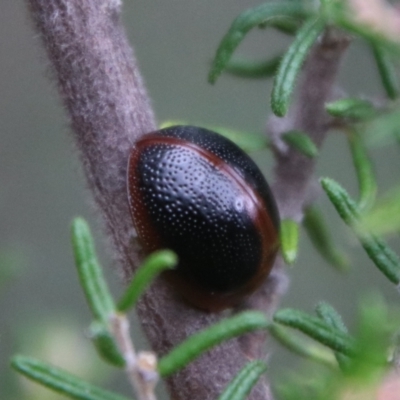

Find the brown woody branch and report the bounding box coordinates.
[25,1,349,399]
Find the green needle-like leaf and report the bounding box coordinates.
[11,355,130,400]
[118,250,177,312]
[321,178,400,284]
[274,308,355,356]
[266,17,301,36]
[209,2,308,84]
[360,235,400,284]
[315,302,350,369]
[348,132,377,211]
[71,218,115,323]
[89,321,125,367]
[325,98,376,120]
[282,130,318,158]
[320,178,359,225]
[270,324,337,368]
[218,360,267,400]
[225,55,282,79]
[158,311,270,377]
[271,16,325,117]
[303,205,350,271]
[280,219,299,264]
[370,42,400,100]
[315,302,348,334]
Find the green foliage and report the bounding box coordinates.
[11,1,400,399]
[274,308,355,356]
[315,302,347,335]
[270,323,336,368]
[89,321,125,368]
[325,98,376,121]
[117,250,177,312]
[321,178,400,284]
[71,217,116,324]
[274,296,397,400]
[280,219,299,264]
[218,361,267,400]
[347,131,377,211]
[271,16,325,116]
[224,55,282,79]
[158,311,270,377]
[10,355,129,400]
[315,302,350,369]
[282,130,318,158]
[208,1,309,84]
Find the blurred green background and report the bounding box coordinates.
[1,1,399,399]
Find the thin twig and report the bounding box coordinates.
[238,28,351,361]
[111,314,158,400]
[270,28,351,222]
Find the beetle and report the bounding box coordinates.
[127,125,279,311]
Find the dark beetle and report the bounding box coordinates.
[127,126,280,311]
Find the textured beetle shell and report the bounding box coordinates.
[128,126,279,311]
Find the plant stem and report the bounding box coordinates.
[270,28,350,222]
[239,27,351,361]
[111,314,158,400]
[25,2,350,399]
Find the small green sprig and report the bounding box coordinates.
[10,355,129,400]
[158,311,270,377]
[71,217,116,324]
[71,218,124,367]
[273,297,397,400]
[274,308,355,356]
[89,321,125,367]
[315,302,347,335]
[282,130,318,158]
[321,178,400,284]
[117,250,177,312]
[13,218,277,399]
[218,361,268,400]
[280,219,299,265]
[315,302,350,369]
[347,131,377,211]
[224,55,282,79]
[270,323,337,368]
[325,98,376,121]
[271,16,325,116]
[208,1,308,84]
